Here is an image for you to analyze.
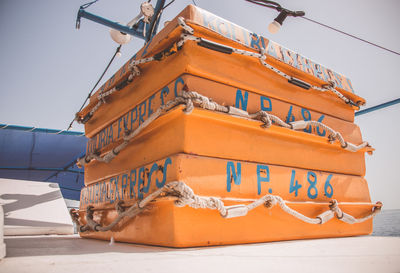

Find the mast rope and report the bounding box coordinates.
[70,181,382,233]
[67,45,122,130]
[0,123,84,136]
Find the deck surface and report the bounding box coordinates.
[1,235,399,273]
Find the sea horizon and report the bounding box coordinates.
[372,209,400,237]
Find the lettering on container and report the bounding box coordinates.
[80,157,172,205]
[226,161,334,200]
[88,78,333,154]
[267,41,354,93]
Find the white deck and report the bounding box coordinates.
[1,235,399,273]
[0,179,73,236]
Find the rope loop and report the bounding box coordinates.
[329,199,344,219]
[260,115,272,128]
[264,195,277,208]
[259,47,267,60]
[177,17,194,34]
[128,64,141,76]
[322,80,337,90]
[74,112,84,124]
[69,208,80,221]
[328,133,337,143]
[182,97,194,114]
[86,205,95,217]
[115,201,125,215]
[250,111,272,128]
[71,182,382,233]
[373,201,383,213]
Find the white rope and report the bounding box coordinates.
[172,181,228,216]
[177,33,200,48]
[177,17,194,34]
[70,181,382,233]
[328,199,382,224]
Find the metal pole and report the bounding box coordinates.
[0,166,84,174]
[77,9,145,39]
[355,98,400,116]
[145,0,166,42]
[0,124,84,136]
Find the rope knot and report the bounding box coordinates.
[329,199,344,219]
[373,201,383,213]
[74,112,83,123]
[177,17,194,34]
[115,201,125,215]
[322,80,336,90]
[257,111,272,128]
[183,98,194,114]
[128,65,141,78]
[258,47,267,60]
[69,208,80,221]
[170,181,194,207]
[264,195,277,208]
[123,129,132,140]
[328,133,337,143]
[86,206,95,218]
[180,91,203,113]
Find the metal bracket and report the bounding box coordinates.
[76,0,166,43]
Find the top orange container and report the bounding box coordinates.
[78,5,365,139]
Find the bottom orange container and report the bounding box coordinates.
[75,153,378,247]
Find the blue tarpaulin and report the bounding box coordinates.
[0,124,87,200]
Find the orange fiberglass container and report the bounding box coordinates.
[78,153,374,247]
[85,74,363,159]
[83,106,368,184]
[78,6,365,138]
[74,5,378,247]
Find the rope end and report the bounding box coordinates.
[374,201,383,212]
[222,205,248,218]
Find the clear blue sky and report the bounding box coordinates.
[0,0,399,208]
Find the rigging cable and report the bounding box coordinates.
[245,0,400,56]
[148,0,174,39]
[163,0,175,10]
[301,17,400,56]
[355,98,400,116]
[80,0,99,9]
[66,45,121,131]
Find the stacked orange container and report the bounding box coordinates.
[72,5,381,247]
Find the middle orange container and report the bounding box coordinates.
[84,106,367,184]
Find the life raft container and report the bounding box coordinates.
[71,4,381,247]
